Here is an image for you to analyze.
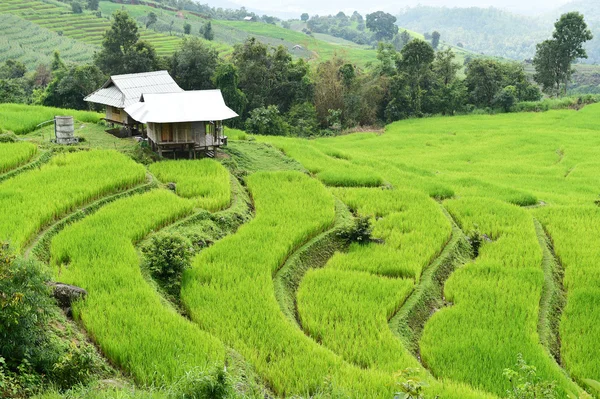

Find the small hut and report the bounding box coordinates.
[124,90,238,158]
[84,70,183,134]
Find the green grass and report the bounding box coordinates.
[50,190,226,385]
[181,171,401,398]
[0,141,37,173]
[420,198,580,397]
[0,14,94,69]
[535,206,600,387]
[0,150,145,250]
[149,159,231,212]
[0,104,102,135]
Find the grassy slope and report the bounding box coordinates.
[0,14,94,69]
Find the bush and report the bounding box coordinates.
[245,105,289,136]
[503,354,557,399]
[286,102,318,136]
[71,2,83,13]
[338,215,372,243]
[142,232,194,297]
[0,244,54,369]
[169,367,232,399]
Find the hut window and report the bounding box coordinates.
[113,107,120,115]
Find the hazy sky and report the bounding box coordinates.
[218,0,575,18]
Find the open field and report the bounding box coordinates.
[2,103,600,397]
[0,104,102,135]
[0,142,37,173]
[0,0,183,56]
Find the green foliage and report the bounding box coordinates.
[142,232,193,297]
[41,64,106,110]
[170,37,218,90]
[245,105,289,136]
[494,85,518,112]
[431,31,440,50]
[0,79,27,105]
[534,12,594,96]
[71,2,82,14]
[394,368,428,399]
[365,11,398,41]
[286,102,319,137]
[183,23,191,35]
[503,354,557,399]
[0,244,53,369]
[94,11,159,75]
[213,63,247,128]
[200,21,214,41]
[0,60,26,80]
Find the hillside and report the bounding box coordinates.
[2,103,600,398]
[395,0,600,64]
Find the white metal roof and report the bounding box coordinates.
[84,70,183,109]
[124,90,239,123]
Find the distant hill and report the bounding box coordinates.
[395,0,599,64]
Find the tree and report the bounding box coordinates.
[534,12,593,96]
[33,64,52,87]
[465,59,505,107]
[183,22,191,34]
[94,11,159,75]
[400,30,411,47]
[213,63,246,128]
[200,21,214,41]
[301,13,309,22]
[533,40,562,97]
[286,102,318,136]
[86,0,99,11]
[366,11,398,41]
[0,60,27,80]
[51,50,65,72]
[494,85,517,112]
[146,11,157,28]
[245,105,289,135]
[142,232,193,297]
[71,1,83,13]
[170,37,218,90]
[431,31,441,50]
[431,49,466,115]
[0,80,27,104]
[398,39,435,115]
[42,64,106,110]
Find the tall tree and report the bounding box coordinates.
[366,11,398,41]
[94,11,159,75]
[200,21,214,41]
[300,13,309,22]
[553,12,593,94]
[213,63,246,128]
[0,60,27,80]
[42,64,105,110]
[87,0,99,11]
[534,12,592,96]
[170,37,218,90]
[398,39,435,115]
[146,12,157,28]
[533,40,562,97]
[431,31,441,50]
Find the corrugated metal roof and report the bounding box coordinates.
[84,70,183,108]
[124,90,239,123]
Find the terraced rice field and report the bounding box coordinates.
[2,103,600,397]
[0,14,94,68]
[0,142,37,173]
[0,0,182,56]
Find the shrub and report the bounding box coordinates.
[0,244,54,369]
[170,367,231,399]
[142,232,194,297]
[287,102,319,137]
[337,215,372,243]
[503,354,557,399]
[245,105,289,136]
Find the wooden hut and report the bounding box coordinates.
[124,90,238,158]
[84,71,183,133]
